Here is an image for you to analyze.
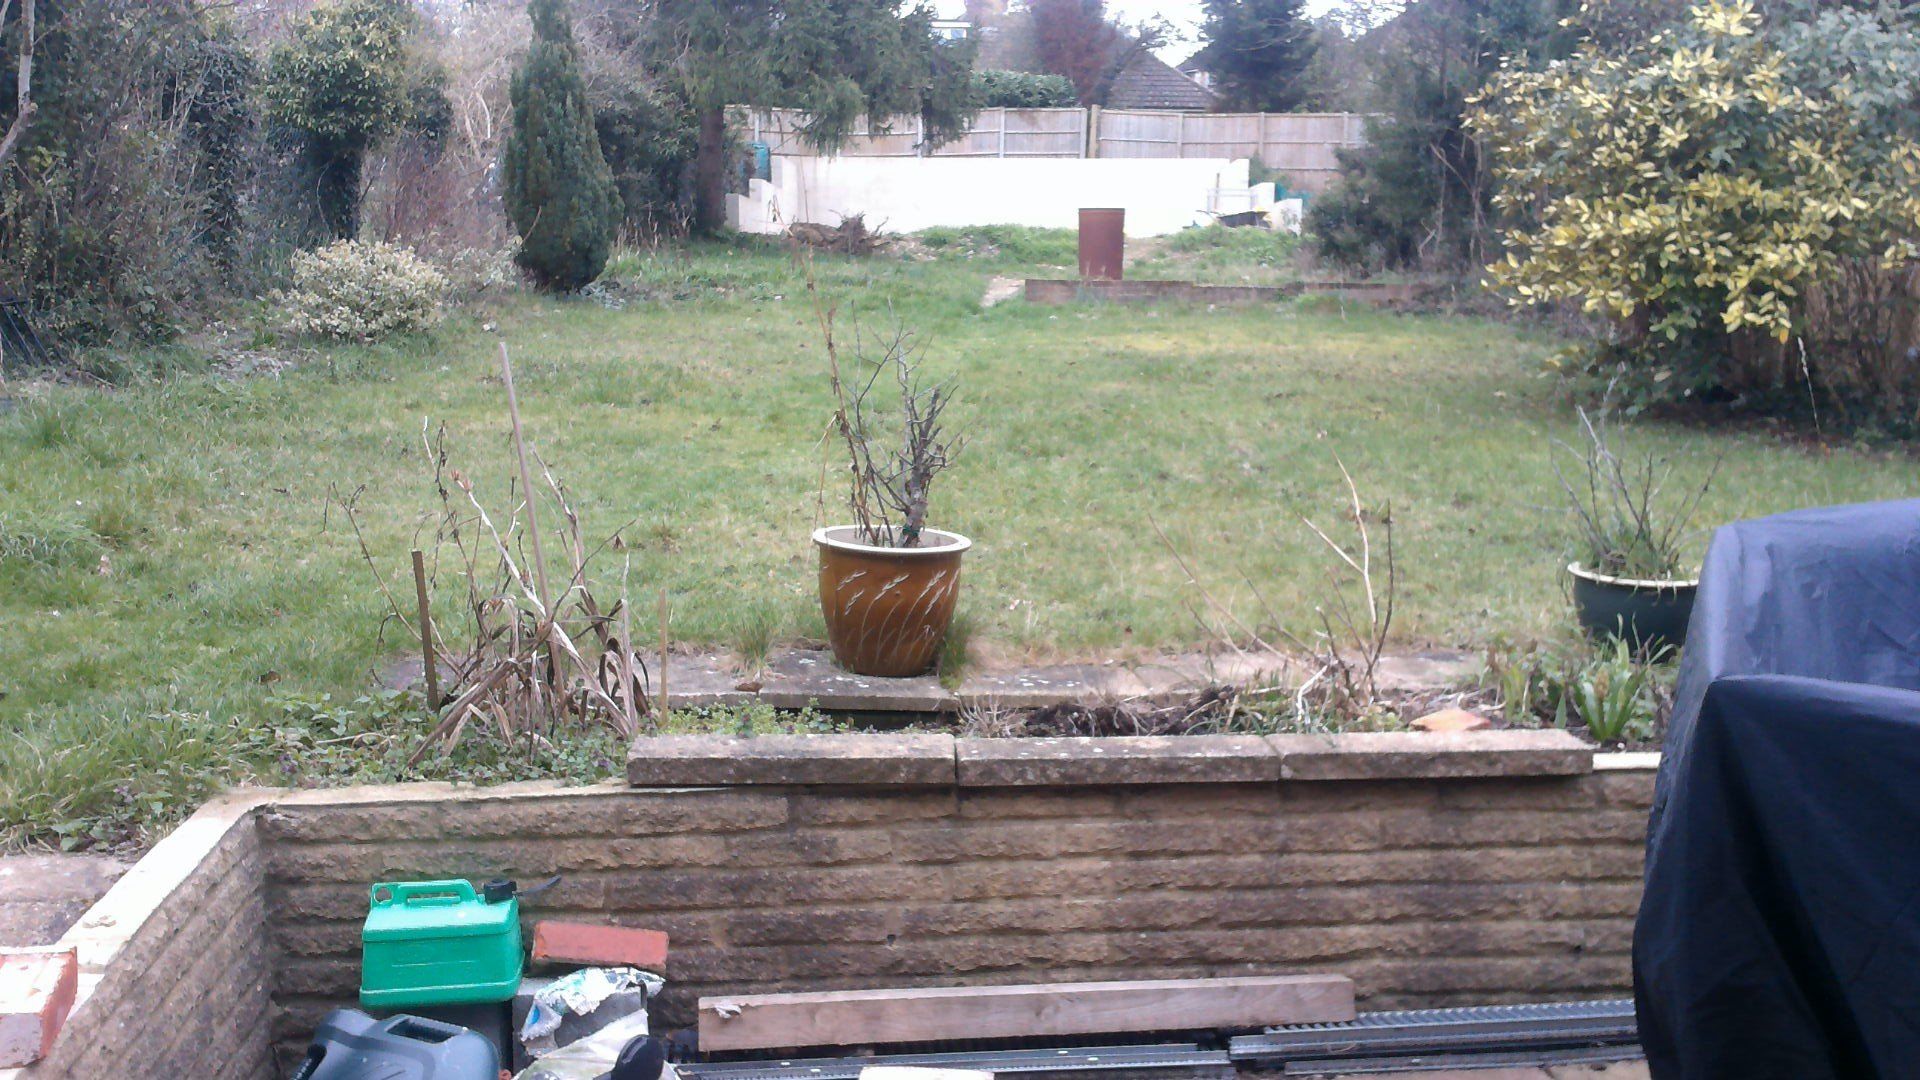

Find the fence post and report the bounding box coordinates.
[997,109,1007,157]
[1084,105,1099,158]
[1175,111,1186,156]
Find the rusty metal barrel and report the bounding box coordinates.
[1077,208,1125,280]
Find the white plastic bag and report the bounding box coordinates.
[513,1013,675,1080]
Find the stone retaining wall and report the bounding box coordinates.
[5,732,1655,1076]
[2,797,275,1080]
[262,732,1653,1066]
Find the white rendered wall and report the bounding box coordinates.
[728,156,1254,237]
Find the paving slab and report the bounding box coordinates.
[957,736,1281,786]
[758,650,958,713]
[1376,650,1484,691]
[392,645,1477,717]
[955,663,1155,709]
[647,653,759,709]
[387,651,756,709]
[627,733,956,787]
[0,857,130,948]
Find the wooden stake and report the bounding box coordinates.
[617,553,639,737]
[411,548,440,710]
[658,587,670,723]
[499,342,553,616]
[500,341,566,690]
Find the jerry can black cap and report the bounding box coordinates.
[482,874,560,904]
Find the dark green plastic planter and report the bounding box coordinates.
[1568,562,1697,655]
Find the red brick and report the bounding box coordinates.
[0,948,79,1067]
[531,920,669,971]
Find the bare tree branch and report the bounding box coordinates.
[0,0,35,173]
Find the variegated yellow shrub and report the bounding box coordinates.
[1470,1,1920,349]
[281,241,452,341]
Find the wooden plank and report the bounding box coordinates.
[697,975,1355,1052]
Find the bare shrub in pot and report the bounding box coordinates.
[809,279,969,677]
[1554,398,1718,652]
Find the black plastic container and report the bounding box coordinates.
[290,1008,500,1080]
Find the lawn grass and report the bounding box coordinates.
[2,224,1914,846]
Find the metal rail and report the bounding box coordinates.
[1280,1044,1645,1075]
[1232,999,1639,1064]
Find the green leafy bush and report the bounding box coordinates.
[1305,141,1438,270]
[1304,0,1573,272]
[263,0,420,240]
[503,0,621,290]
[281,241,450,341]
[971,70,1078,108]
[1472,0,1920,421]
[0,3,261,344]
[593,82,698,237]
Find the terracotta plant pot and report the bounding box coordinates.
[1568,562,1698,655]
[813,526,971,678]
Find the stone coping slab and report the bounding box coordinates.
[626,730,1597,788]
[625,734,956,787]
[957,735,1281,786]
[1269,730,1592,781]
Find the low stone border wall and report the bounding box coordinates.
[8,732,1656,1078]
[1,796,275,1080]
[1023,279,1434,307]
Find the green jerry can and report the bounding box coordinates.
[360,879,524,1009]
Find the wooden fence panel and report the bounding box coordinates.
[1094,110,1367,189]
[1092,109,1185,157]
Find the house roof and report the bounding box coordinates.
[1105,50,1219,110]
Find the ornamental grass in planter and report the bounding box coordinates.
[1555,398,1718,654]
[809,278,968,678]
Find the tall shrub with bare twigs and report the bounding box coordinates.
[808,272,963,549]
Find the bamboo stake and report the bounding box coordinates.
[617,553,639,738]
[499,342,553,615]
[658,587,670,724]
[499,342,563,688]
[411,548,440,710]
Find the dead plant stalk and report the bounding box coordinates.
[335,363,650,764]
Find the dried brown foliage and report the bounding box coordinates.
[335,346,651,763]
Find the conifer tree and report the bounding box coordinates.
[503,0,620,290]
[1198,0,1319,113]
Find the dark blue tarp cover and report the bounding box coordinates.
[1635,499,1920,1078]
